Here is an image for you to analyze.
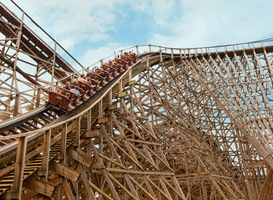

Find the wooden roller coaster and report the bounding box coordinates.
[1,2,273,200]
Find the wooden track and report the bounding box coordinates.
[2,2,273,199]
[0,56,162,198]
[0,4,78,80]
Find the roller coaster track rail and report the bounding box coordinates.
[2,1,273,199]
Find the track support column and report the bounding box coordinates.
[10,136,28,199]
[41,129,51,181]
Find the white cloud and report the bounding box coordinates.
[148,0,273,48]
[2,0,273,59]
[1,0,126,50]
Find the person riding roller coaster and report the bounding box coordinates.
[47,51,139,112]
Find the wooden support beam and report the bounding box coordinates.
[106,168,174,176]
[98,117,109,124]
[107,104,117,111]
[50,162,80,182]
[108,173,138,200]
[35,88,40,108]
[258,169,273,200]
[87,109,91,132]
[10,136,27,199]
[74,117,81,147]
[116,92,127,98]
[78,164,96,200]
[84,130,100,138]
[245,161,268,168]
[41,129,51,180]
[128,175,157,200]
[21,190,39,200]
[126,80,135,86]
[60,123,67,163]
[23,178,55,197]
[89,181,114,200]
[67,148,93,167]
[62,178,75,200]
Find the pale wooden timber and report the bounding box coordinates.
[1,2,273,198]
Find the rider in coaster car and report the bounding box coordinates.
[70,85,81,97]
[64,82,71,90]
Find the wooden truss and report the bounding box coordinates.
[1,2,273,200]
[0,2,81,119]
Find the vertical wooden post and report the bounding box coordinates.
[58,123,66,200]
[75,117,81,148]
[12,12,24,117]
[119,80,123,93]
[108,89,113,136]
[87,109,91,133]
[160,50,163,63]
[41,129,51,181]
[61,123,67,165]
[171,49,174,59]
[11,136,27,199]
[51,42,57,90]
[109,89,112,105]
[148,64,154,129]
[13,93,19,117]
[149,45,151,53]
[99,100,103,118]
[35,87,40,108]
[146,57,150,69]
[86,109,92,160]
[128,69,132,82]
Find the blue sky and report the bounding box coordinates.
[2,0,273,70]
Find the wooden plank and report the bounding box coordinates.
[60,123,67,162]
[128,175,157,200]
[23,178,56,197]
[108,173,138,200]
[78,164,96,200]
[11,136,28,199]
[258,169,273,200]
[41,129,51,179]
[126,80,136,86]
[21,190,39,200]
[99,153,126,169]
[116,92,127,98]
[124,174,140,200]
[62,178,75,200]
[107,104,117,111]
[84,130,100,138]
[146,176,172,200]
[245,161,268,168]
[106,168,174,176]
[50,162,80,182]
[89,181,114,200]
[98,117,109,124]
[67,148,93,167]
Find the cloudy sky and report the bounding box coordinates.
[2,0,273,70]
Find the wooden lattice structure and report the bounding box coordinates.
[1,2,273,200]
